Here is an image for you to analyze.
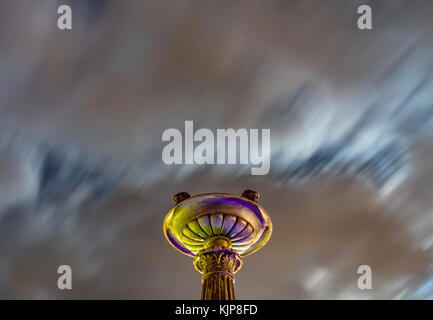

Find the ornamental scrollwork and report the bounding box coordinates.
[193,249,242,275]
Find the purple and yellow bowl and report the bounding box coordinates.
[163,193,272,257]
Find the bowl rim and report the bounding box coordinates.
[163,192,273,257]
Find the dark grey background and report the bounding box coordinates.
[0,0,433,299]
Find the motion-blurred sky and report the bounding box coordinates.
[1,0,433,299]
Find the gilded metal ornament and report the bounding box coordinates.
[163,191,272,300]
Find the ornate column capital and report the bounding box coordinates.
[193,236,243,277]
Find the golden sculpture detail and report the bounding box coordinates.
[163,190,272,300]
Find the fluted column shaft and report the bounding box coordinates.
[201,270,235,300]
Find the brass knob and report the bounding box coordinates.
[173,192,191,204]
[241,189,259,203]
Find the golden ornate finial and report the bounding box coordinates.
[241,189,260,202]
[172,192,191,204]
[163,191,272,300]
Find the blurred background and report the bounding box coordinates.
[1,0,433,299]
